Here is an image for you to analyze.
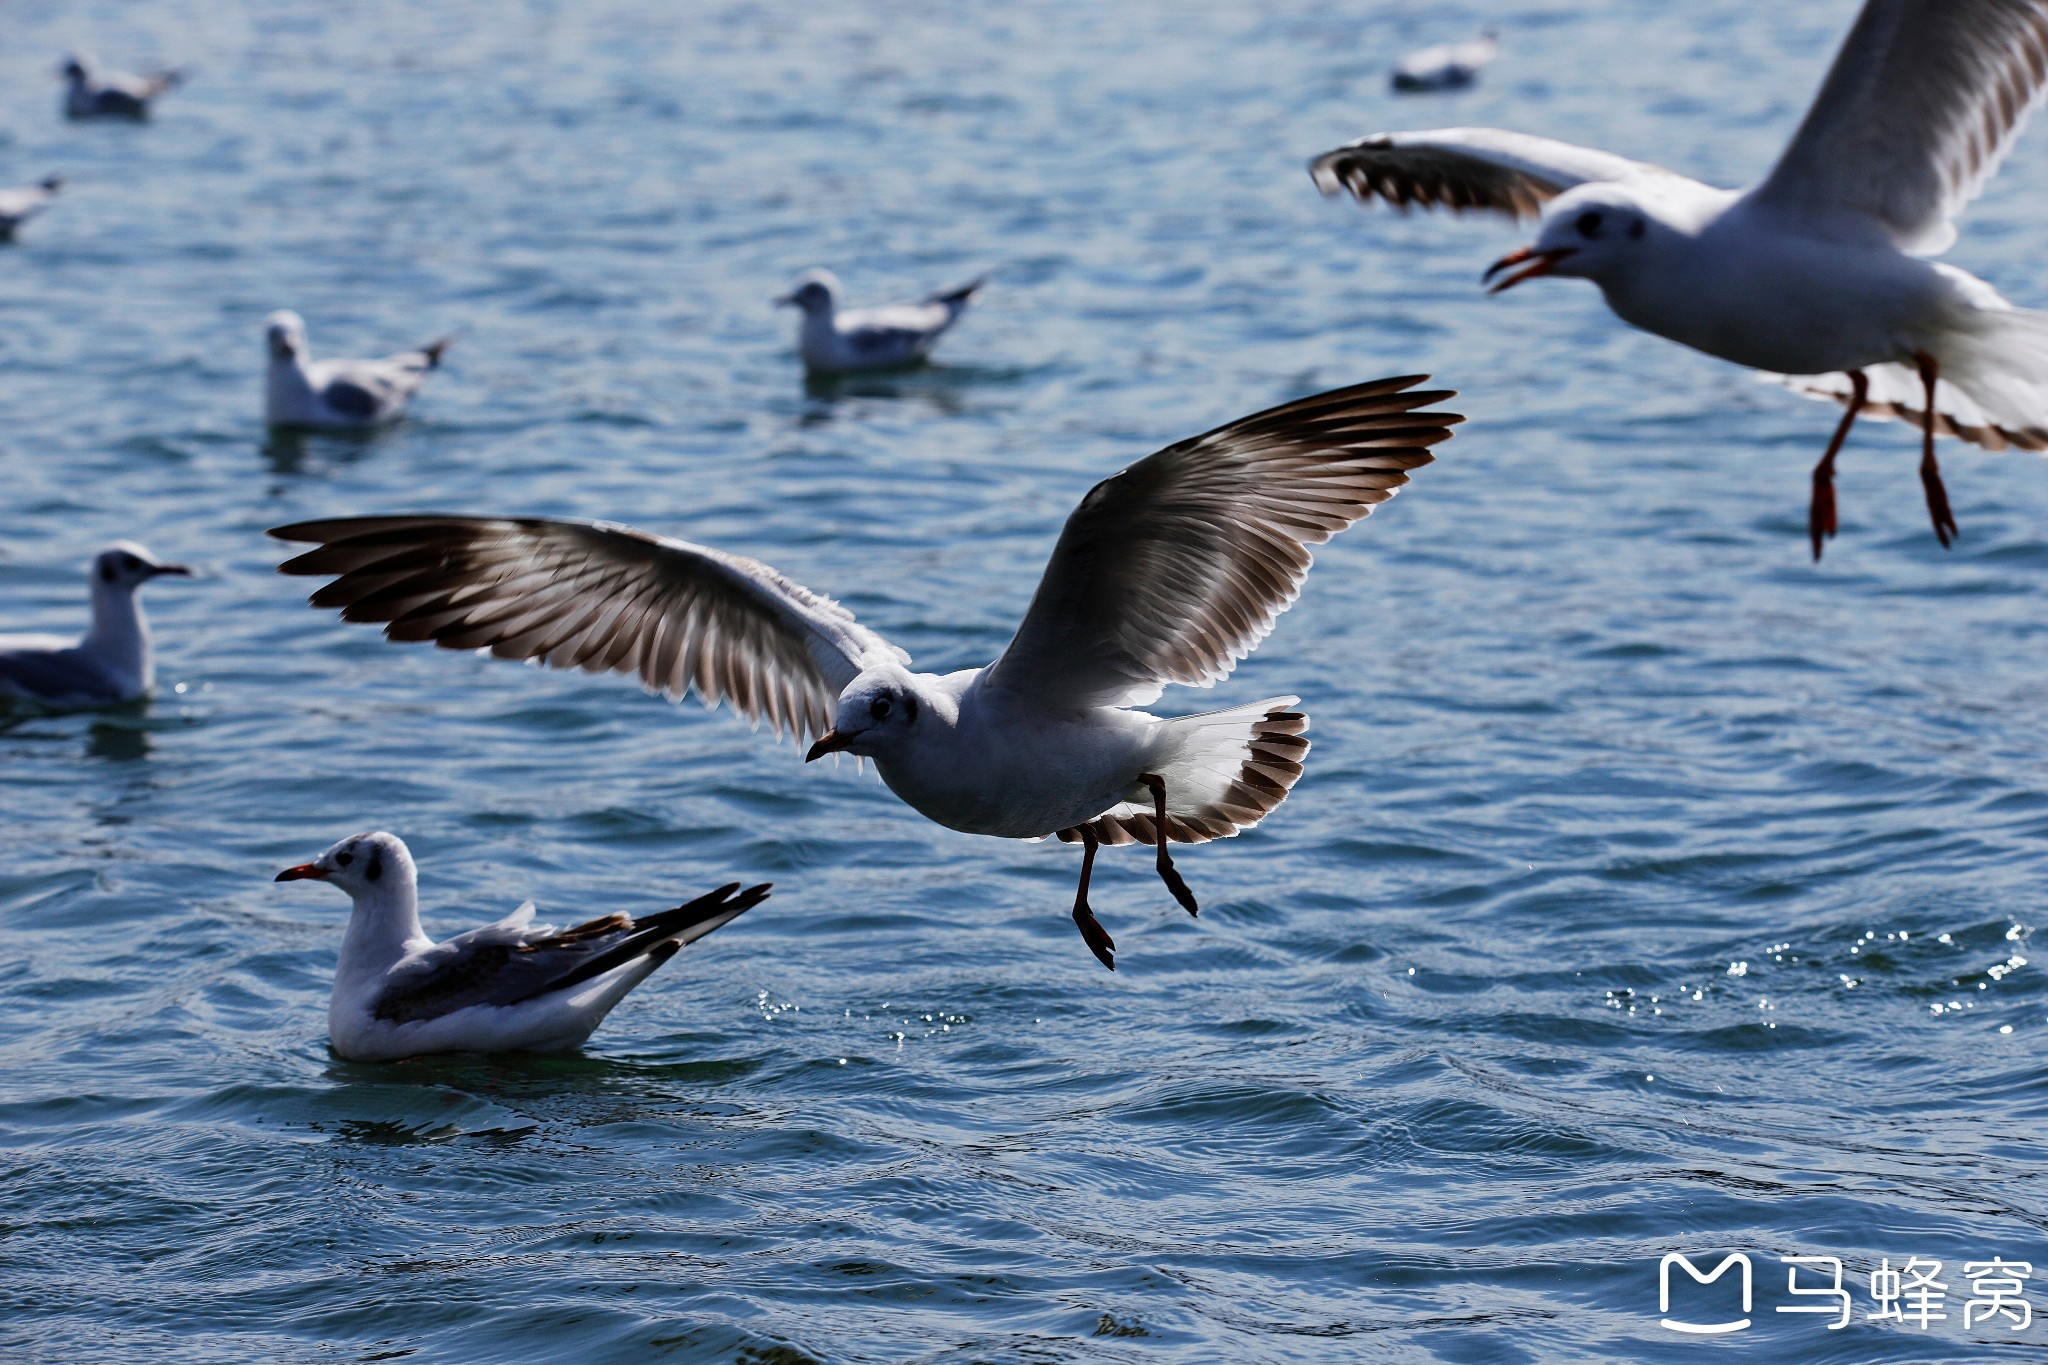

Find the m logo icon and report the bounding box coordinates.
[1660,1252,1753,1334]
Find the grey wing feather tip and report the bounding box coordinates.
[419,336,453,368]
[926,275,987,307]
[507,881,770,1004]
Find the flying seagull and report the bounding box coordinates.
[776,268,983,373]
[0,543,192,708]
[61,53,184,121]
[1313,0,2048,558]
[265,310,450,429]
[272,377,1461,970]
[277,831,769,1061]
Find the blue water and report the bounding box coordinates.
[5,0,2048,1359]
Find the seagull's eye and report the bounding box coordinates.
[1576,211,1604,238]
[120,555,142,572]
[335,852,353,867]
[870,696,892,721]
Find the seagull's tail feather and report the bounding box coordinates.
[146,69,187,98]
[511,882,770,1005]
[925,275,986,311]
[418,336,454,369]
[1771,307,2048,454]
[1060,699,1309,847]
[38,174,63,194]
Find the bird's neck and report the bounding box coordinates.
[338,876,430,976]
[82,582,151,691]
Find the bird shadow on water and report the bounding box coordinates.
[260,423,400,477]
[0,697,166,762]
[795,361,1035,426]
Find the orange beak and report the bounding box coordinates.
[275,863,328,882]
[1483,245,1577,294]
[804,729,856,763]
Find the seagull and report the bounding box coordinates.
[0,543,191,708]
[776,268,983,373]
[276,831,768,1061]
[265,310,451,429]
[271,377,1459,970]
[60,52,184,121]
[0,176,63,241]
[1390,31,1499,93]
[1313,0,2048,559]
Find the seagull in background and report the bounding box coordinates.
[0,176,63,241]
[277,831,768,1061]
[1314,0,2048,559]
[61,52,184,121]
[272,377,1460,970]
[265,310,451,430]
[0,543,192,707]
[777,268,983,373]
[1390,31,1499,94]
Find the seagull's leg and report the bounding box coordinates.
[1069,826,1116,971]
[1141,773,1199,917]
[1809,370,1866,561]
[1914,351,1959,547]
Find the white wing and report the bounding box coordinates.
[980,377,1462,711]
[1310,127,1691,219]
[272,515,907,745]
[1752,0,2048,253]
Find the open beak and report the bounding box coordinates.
[275,863,328,881]
[151,564,194,578]
[1483,245,1576,294]
[804,729,856,762]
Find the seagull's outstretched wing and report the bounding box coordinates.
[982,377,1461,711]
[1310,128,1685,219]
[373,883,769,1025]
[1753,0,2048,254]
[272,516,906,745]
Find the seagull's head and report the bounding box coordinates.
[1487,185,1651,293]
[276,831,414,899]
[59,53,92,82]
[265,310,307,362]
[775,269,841,315]
[806,667,925,762]
[92,542,192,593]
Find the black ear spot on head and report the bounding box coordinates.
[1628,218,1645,240]
[904,695,919,722]
[366,850,384,883]
[98,559,116,584]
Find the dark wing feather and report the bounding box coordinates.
[373,883,768,1024]
[982,377,1462,711]
[271,516,904,745]
[1310,127,1684,220]
[321,378,382,419]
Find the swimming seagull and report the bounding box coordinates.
[1313,0,2048,558]
[60,52,184,121]
[0,176,63,241]
[276,831,769,1061]
[1390,31,1499,93]
[271,377,1460,970]
[776,268,983,373]
[265,310,451,429]
[0,543,191,708]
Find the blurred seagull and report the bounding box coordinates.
[777,268,983,373]
[61,52,184,121]
[0,543,191,707]
[265,310,451,429]
[277,831,768,1061]
[0,176,63,241]
[1313,0,2048,558]
[272,377,1460,970]
[1391,31,1498,93]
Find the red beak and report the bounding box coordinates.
[804,729,856,763]
[275,863,328,882]
[1482,245,1577,294]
